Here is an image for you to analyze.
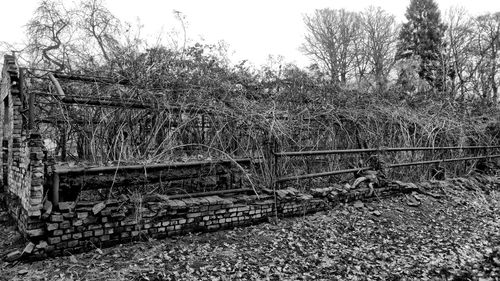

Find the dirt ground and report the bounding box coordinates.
[1,178,500,280]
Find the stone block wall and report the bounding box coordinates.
[1,55,45,238]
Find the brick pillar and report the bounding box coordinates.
[1,55,46,239]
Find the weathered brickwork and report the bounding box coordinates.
[24,192,326,258]
[1,55,45,238]
[20,177,423,259]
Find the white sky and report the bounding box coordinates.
[1,0,500,67]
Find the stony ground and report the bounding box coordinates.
[1,179,500,280]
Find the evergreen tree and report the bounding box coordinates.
[397,0,447,90]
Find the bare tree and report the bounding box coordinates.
[359,6,398,89]
[474,13,500,102]
[78,0,120,64]
[24,0,121,72]
[302,9,361,85]
[26,0,74,71]
[444,7,475,98]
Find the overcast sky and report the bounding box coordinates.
[1,0,500,67]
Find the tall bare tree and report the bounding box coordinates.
[24,0,121,72]
[78,0,120,64]
[474,13,500,102]
[359,6,398,89]
[26,0,74,71]
[302,9,361,85]
[443,7,475,98]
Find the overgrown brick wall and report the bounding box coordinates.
[30,191,328,257]
[1,55,45,238]
[24,178,413,258]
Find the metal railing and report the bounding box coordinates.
[274,146,500,184]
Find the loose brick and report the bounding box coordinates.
[215,209,227,214]
[50,214,63,222]
[60,221,71,229]
[104,222,116,228]
[68,240,79,248]
[77,212,89,219]
[46,223,59,231]
[62,212,75,219]
[48,237,61,245]
[88,224,102,230]
[187,212,201,218]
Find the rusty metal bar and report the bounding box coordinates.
[274,146,500,157]
[276,167,370,183]
[53,72,130,85]
[276,154,500,183]
[54,158,254,175]
[52,173,60,209]
[47,73,65,99]
[389,154,500,168]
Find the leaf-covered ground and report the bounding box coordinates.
[1,180,500,280]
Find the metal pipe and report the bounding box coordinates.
[276,154,500,183]
[276,167,370,183]
[47,73,65,99]
[53,73,130,85]
[52,173,60,209]
[389,154,500,168]
[274,146,500,157]
[54,158,254,175]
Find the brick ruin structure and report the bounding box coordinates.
[0,55,332,258]
[2,54,498,260]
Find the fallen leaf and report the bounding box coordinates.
[353,201,364,209]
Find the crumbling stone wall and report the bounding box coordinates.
[1,55,45,238]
